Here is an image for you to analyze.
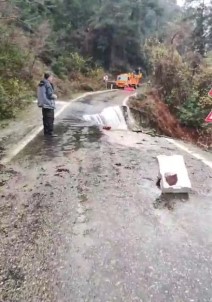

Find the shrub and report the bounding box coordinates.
[0,44,25,77]
[0,78,30,119]
[0,26,32,120]
[145,40,212,130]
[52,52,93,78]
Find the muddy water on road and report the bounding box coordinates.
[14,92,128,163]
[1,92,212,302]
[16,120,102,162]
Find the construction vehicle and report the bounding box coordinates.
[115,68,142,89]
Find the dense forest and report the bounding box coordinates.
[0,0,212,144]
[1,0,182,76]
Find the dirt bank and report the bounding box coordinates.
[129,92,212,150]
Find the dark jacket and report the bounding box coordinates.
[37,79,56,109]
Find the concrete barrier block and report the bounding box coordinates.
[157,155,192,194]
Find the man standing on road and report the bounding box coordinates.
[37,72,58,137]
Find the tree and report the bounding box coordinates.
[184,0,212,56]
[84,0,178,70]
[5,0,183,71]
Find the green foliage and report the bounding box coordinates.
[178,93,205,128]
[0,44,25,77]
[184,0,212,55]
[146,40,212,129]
[11,0,55,31]
[0,78,30,119]
[52,53,93,78]
[11,0,180,71]
[1,0,210,134]
[86,0,179,70]
[0,24,31,119]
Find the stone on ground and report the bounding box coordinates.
[157,155,192,193]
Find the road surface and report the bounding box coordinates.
[0,91,212,302]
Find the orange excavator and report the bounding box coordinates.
[115,68,142,89]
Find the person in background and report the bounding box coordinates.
[37,72,58,137]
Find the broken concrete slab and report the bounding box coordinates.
[157,155,192,194]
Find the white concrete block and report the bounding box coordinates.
[157,155,192,194]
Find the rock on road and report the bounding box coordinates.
[0,91,212,302]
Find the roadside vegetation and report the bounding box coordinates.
[130,0,212,147]
[0,0,212,147]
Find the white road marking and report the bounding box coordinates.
[165,138,212,169]
[1,103,70,165]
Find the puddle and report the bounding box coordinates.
[12,96,131,163]
[14,116,102,163]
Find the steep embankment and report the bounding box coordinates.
[129,92,212,149]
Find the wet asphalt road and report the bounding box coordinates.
[0,91,212,302]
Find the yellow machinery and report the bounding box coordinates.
[115,70,142,89]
